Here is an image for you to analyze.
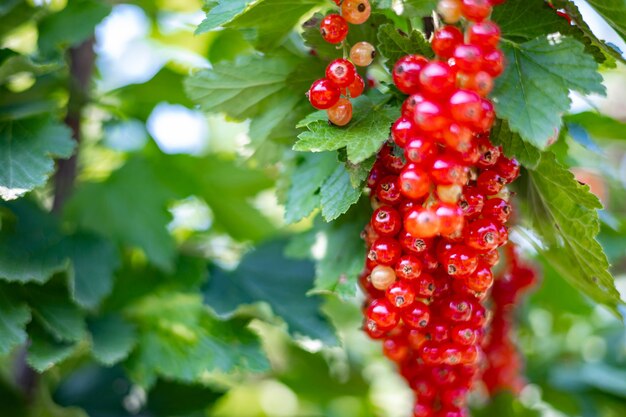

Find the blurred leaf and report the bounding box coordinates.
[88,314,137,366]
[346,155,375,188]
[565,111,626,141]
[294,94,396,164]
[27,284,86,343]
[37,0,111,55]
[320,163,362,222]
[0,76,64,121]
[0,49,62,85]
[27,323,77,372]
[196,0,253,33]
[125,293,269,387]
[473,393,540,417]
[66,158,176,271]
[204,240,338,345]
[521,152,622,315]
[0,116,74,201]
[584,0,626,43]
[493,37,605,148]
[0,2,39,39]
[377,23,433,72]
[151,153,276,242]
[0,283,30,355]
[401,0,438,16]
[490,119,541,169]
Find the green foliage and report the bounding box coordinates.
[493,36,605,148]
[490,119,541,169]
[376,23,433,71]
[204,240,337,345]
[0,117,74,201]
[585,0,626,42]
[88,314,137,366]
[0,284,30,355]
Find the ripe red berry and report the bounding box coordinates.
[459,186,485,218]
[393,55,428,94]
[386,280,416,308]
[432,25,464,59]
[320,14,348,44]
[452,44,483,73]
[371,206,402,236]
[482,197,512,224]
[414,100,449,132]
[343,74,365,98]
[460,0,492,21]
[439,296,473,322]
[464,218,501,251]
[449,89,483,125]
[308,78,340,109]
[395,254,423,280]
[476,136,501,167]
[466,262,494,292]
[442,244,479,277]
[402,301,431,329]
[383,337,410,362]
[326,58,356,88]
[366,299,399,331]
[457,70,494,97]
[399,164,432,199]
[443,123,473,152]
[482,48,505,77]
[430,155,469,186]
[476,169,506,195]
[399,230,432,254]
[369,237,402,265]
[451,325,478,346]
[391,116,418,148]
[495,156,520,182]
[376,175,402,204]
[468,21,501,49]
[435,202,465,236]
[401,93,426,118]
[415,273,436,297]
[405,206,441,238]
[419,61,456,96]
[474,98,496,132]
[405,136,437,164]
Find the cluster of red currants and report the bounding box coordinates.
[307,0,376,125]
[482,245,538,396]
[358,1,520,416]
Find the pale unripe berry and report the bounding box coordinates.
[342,0,371,25]
[350,42,376,67]
[438,0,462,23]
[370,265,397,290]
[437,184,463,204]
[327,98,353,126]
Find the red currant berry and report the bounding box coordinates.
[366,162,386,189]
[460,0,492,21]
[468,21,501,49]
[342,0,371,25]
[413,402,435,417]
[366,299,399,331]
[326,58,356,88]
[440,296,473,322]
[419,61,456,96]
[391,116,418,148]
[449,89,483,125]
[420,342,444,365]
[393,55,428,94]
[414,100,449,132]
[405,136,437,164]
[320,14,348,44]
[452,44,483,73]
[399,164,432,200]
[327,98,353,126]
[435,202,464,235]
[443,123,473,152]
[442,244,479,277]
[386,280,416,308]
[401,93,426,118]
[342,73,365,98]
[482,48,505,77]
[383,337,410,362]
[451,325,478,346]
[476,136,501,167]
[474,98,496,132]
[395,254,422,280]
[464,218,501,251]
[376,175,402,204]
[457,70,493,97]
[308,78,340,109]
[430,155,469,186]
[427,319,450,342]
[476,169,506,195]
[371,206,402,236]
[369,237,402,265]
[399,230,432,254]
[480,249,500,267]
[482,197,512,224]
[405,206,441,238]
[494,156,520,182]
[469,300,487,327]
[403,301,431,329]
[415,273,436,297]
[466,262,494,292]
[432,25,464,59]
[459,186,484,218]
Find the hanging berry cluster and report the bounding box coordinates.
[358,1,522,416]
[482,245,538,396]
[307,0,376,126]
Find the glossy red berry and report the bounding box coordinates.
[371,206,402,236]
[399,164,432,199]
[401,93,426,118]
[320,14,348,44]
[451,325,478,346]
[482,48,505,77]
[399,230,432,254]
[435,202,464,235]
[495,156,521,182]
[432,25,464,59]
[430,155,469,186]
[460,0,492,21]
[343,74,365,98]
[452,44,483,73]
[449,89,483,125]
[476,136,501,167]
[393,55,428,94]
[366,299,399,331]
[383,337,410,362]
[443,123,473,152]
[464,218,501,251]
[392,116,418,148]
[459,186,485,218]
[402,301,431,329]
[405,136,437,164]
[476,169,506,195]
[474,98,496,132]
[395,254,423,280]
[405,206,441,238]
[419,61,456,96]
[386,280,416,308]
[457,70,494,97]
[308,79,340,109]
[442,244,479,277]
[414,100,449,132]
[376,175,402,204]
[415,273,436,297]
[326,58,356,88]
[369,237,402,265]
[482,198,512,224]
[440,296,473,322]
[466,262,494,292]
[468,21,501,49]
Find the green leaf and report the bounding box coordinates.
[473,393,541,417]
[294,94,396,164]
[492,36,605,148]
[150,153,276,242]
[27,285,86,343]
[125,294,269,386]
[89,314,137,366]
[0,117,74,201]
[65,158,176,271]
[37,0,112,55]
[490,119,541,169]
[0,200,68,284]
[285,152,338,224]
[0,49,61,85]
[564,111,626,141]
[198,0,324,50]
[63,233,120,309]
[204,240,337,345]
[196,0,253,33]
[585,0,626,43]
[401,0,438,17]
[0,284,30,355]
[320,163,362,222]
[27,323,77,372]
[377,23,433,72]
[346,155,375,188]
[521,152,622,314]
